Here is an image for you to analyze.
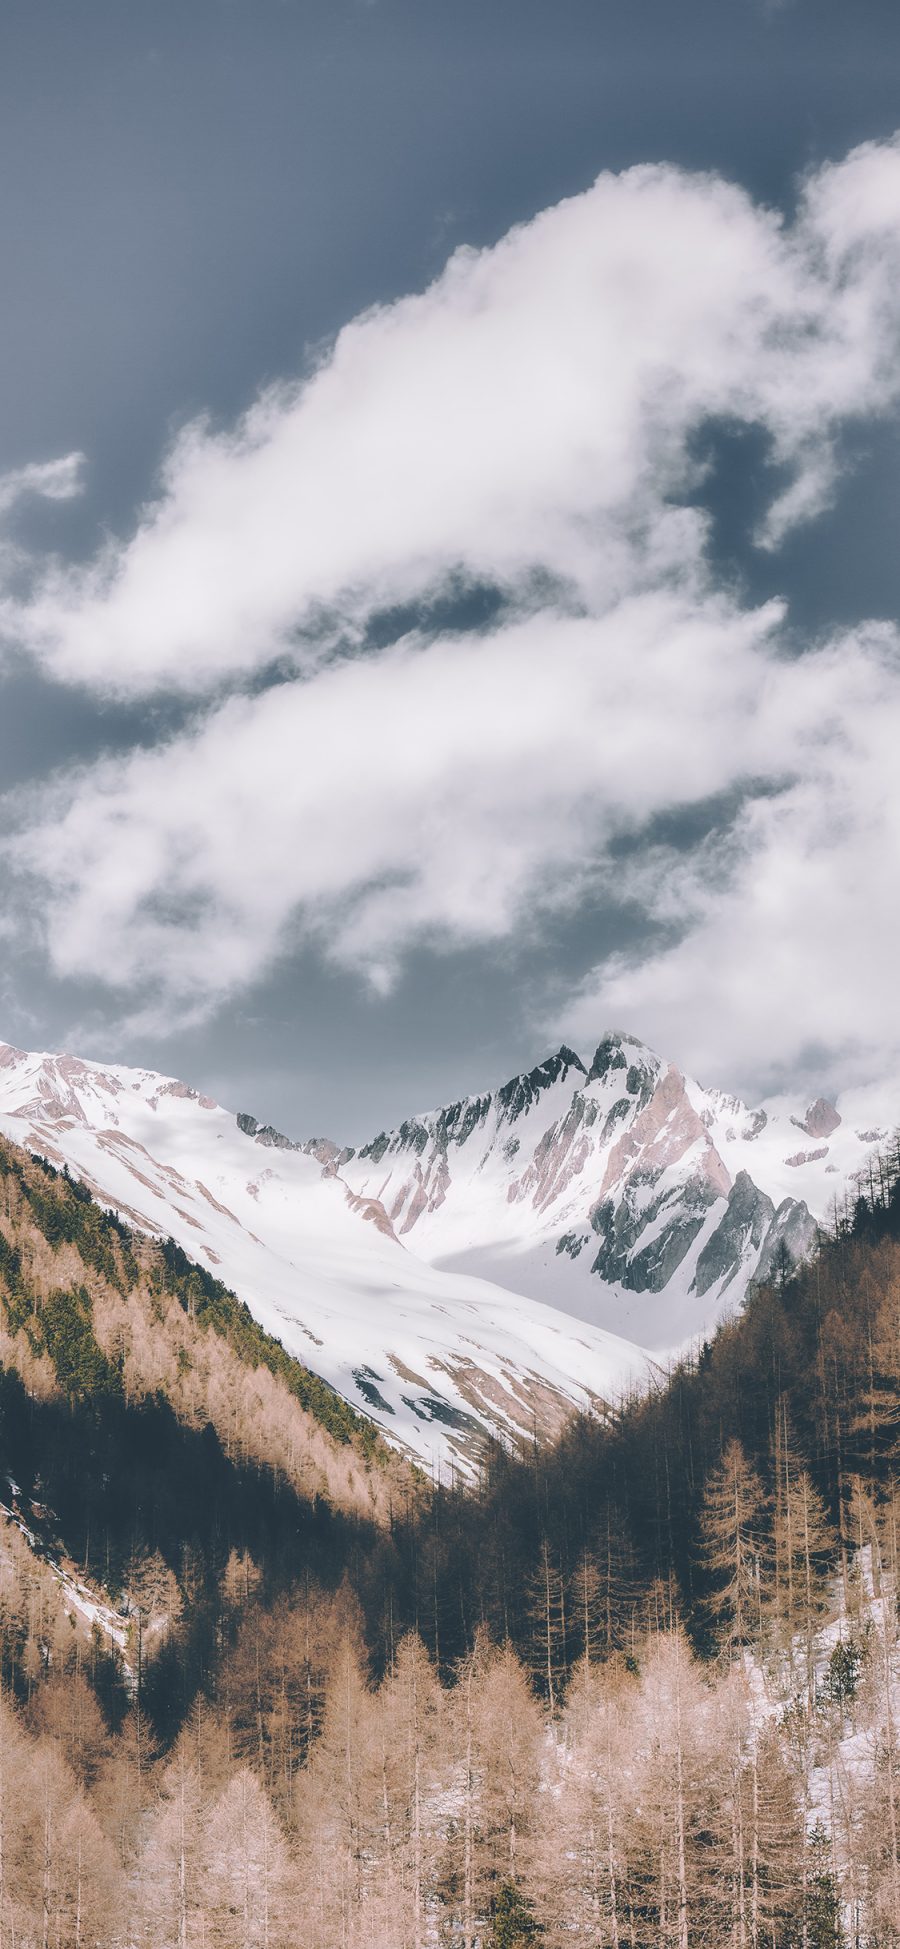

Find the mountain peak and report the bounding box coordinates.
[586,1030,659,1087]
[495,1045,587,1122]
[0,1026,887,1468]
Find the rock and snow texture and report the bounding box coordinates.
[339,1034,896,1352]
[0,1029,892,1468]
[0,1039,649,1473]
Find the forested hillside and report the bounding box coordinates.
[0,1129,897,1944]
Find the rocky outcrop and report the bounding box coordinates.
[237,1110,299,1151]
[591,1174,718,1293]
[496,1046,587,1121]
[792,1098,841,1139]
[756,1197,820,1284]
[595,1064,731,1206]
[694,1171,776,1296]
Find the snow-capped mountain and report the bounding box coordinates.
[338,1032,895,1350]
[0,1029,891,1471]
[0,1039,649,1473]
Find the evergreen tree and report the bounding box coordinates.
[486,1881,544,1947]
[526,1537,568,1707]
[571,1502,635,1665]
[795,1825,845,1949]
[698,1438,766,1651]
[767,1403,836,1693]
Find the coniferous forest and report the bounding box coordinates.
[0,1135,897,1945]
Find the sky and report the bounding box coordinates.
[1,0,900,1142]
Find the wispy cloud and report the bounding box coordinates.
[0,452,84,517]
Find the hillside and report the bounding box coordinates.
[0,1027,891,1481]
[0,1114,896,1943]
[0,1038,651,1470]
[0,1132,404,1520]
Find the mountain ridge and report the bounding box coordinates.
[0,1026,893,1470]
[338,1030,828,1349]
[0,1036,651,1473]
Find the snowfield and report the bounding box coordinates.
[0,1040,649,1472]
[0,1030,893,1470]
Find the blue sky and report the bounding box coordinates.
[1,0,900,1138]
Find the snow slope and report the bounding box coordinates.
[340,1034,898,1353]
[0,1029,892,1469]
[0,1040,649,1473]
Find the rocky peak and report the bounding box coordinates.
[692,1170,775,1296]
[495,1045,587,1123]
[586,1031,659,1090]
[236,1111,300,1152]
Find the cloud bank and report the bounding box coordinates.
[4,137,900,1093]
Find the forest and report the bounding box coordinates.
[0,1133,896,1945]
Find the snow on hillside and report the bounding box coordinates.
[0,1040,649,1473]
[340,1034,898,1354]
[0,1029,892,1468]
[694,1073,897,1217]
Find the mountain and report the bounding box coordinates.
[0,1039,648,1473]
[0,1029,891,1472]
[339,1031,892,1349]
[0,1126,897,1949]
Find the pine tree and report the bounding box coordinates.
[698,1439,766,1651]
[526,1538,568,1708]
[547,1657,634,1947]
[796,1824,845,1949]
[201,1766,294,1949]
[571,1503,635,1665]
[851,1280,900,1478]
[486,1881,544,1947]
[767,1403,836,1695]
[134,1749,205,1948]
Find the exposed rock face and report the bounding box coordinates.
[595,1064,731,1206]
[341,1033,820,1341]
[496,1046,587,1119]
[591,1173,718,1294]
[756,1197,821,1283]
[793,1098,842,1139]
[585,1063,733,1294]
[693,1170,776,1296]
[237,1111,299,1151]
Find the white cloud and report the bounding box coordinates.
[6,592,785,1009]
[5,141,900,696]
[3,138,900,1096]
[558,624,900,1093]
[10,596,900,1100]
[0,452,84,517]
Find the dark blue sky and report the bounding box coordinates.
[3,0,899,513]
[1,0,899,1137]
